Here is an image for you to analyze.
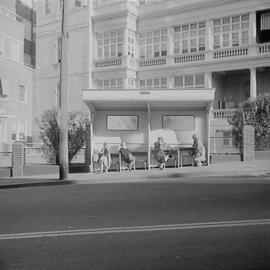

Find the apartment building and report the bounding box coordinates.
[0,0,36,152]
[36,0,270,163]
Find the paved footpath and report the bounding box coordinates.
[0,159,270,188]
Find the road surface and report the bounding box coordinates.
[0,176,270,269]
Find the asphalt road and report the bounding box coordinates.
[0,176,270,270]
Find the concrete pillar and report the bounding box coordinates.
[250,68,257,99]
[12,141,25,177]
[243,125,255,161]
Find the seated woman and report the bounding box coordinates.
[119,142,135,171]
[99,142,111,172]
[153,137,170,170]
[192,134,206,166]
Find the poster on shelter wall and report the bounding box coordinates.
[107,115,138,131]
[162,115,195,131]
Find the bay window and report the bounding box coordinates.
[96,30,124,59]
[96,78,124,89]
[174,74,205,88]
[213,14,250,49]
[139,29,168,59]
[140,78,167,89]
[174,21,206,54]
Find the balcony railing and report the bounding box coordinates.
[93,43,270,70]
[213,47,248,59]
[174,52,205,64]
[257,43,270,54]
[139,57,167,67]
[212,109,237,119]
[95,57,122,68]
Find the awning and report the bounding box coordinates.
[83,88,216,111]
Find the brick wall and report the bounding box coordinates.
[243,125,255,161]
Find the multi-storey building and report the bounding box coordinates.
[0,0,36,152]
[36,0,270,164]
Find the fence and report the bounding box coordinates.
[0,151,12,167]
[210,136,242,156]
[24,144,87,165]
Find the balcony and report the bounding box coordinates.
[174,52,205,64]
[213,46,249,59]
[94,57,122,68]
[139,56,167,68]
[257,43,270,54]
[212,109,237,119]
[93,43,270,71]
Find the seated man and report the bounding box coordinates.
[119,142,135,171]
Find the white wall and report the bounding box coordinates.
[93,109,207,153]
[150,110,207,145]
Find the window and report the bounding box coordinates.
[128,78,136,89]
[0,34,4,56]
[162,116,195,131]
[10,40,19,61]
[58,0,63,16]
[139,78,167,89]
[45,0,51,15]
[174,74,205,88]
[107,115,138,131]
[75,0,81,7]
[174,22,206,54]
[95,78,124,89]
[12,122,27,141]
[0,78,10,97]
[0,119,7,142]
[128,30,135,58]
[19,85,27,102]
[213,14,249,49]
[5,38,20,61]
[96,30,124,59]
[139,29,168,59]
[261,12,270,30]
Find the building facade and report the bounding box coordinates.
[35,0,270,164]
[0,0,36,152]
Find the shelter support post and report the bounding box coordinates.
[147,102,151,170]
[206,102,213,165]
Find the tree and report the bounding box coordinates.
[39,108,88,163]
[228,94,270,150]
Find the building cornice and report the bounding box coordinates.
[138,0,265,20]
[92,8,138,23]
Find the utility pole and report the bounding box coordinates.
[59,0,69,180]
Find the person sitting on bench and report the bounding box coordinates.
[192,133,206,166]
[119,142,135,171]
[153,137,170,170]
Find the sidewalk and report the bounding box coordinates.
[0,159,270,188]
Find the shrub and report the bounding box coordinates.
[39,108,89,163]
[228,94,270,150]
